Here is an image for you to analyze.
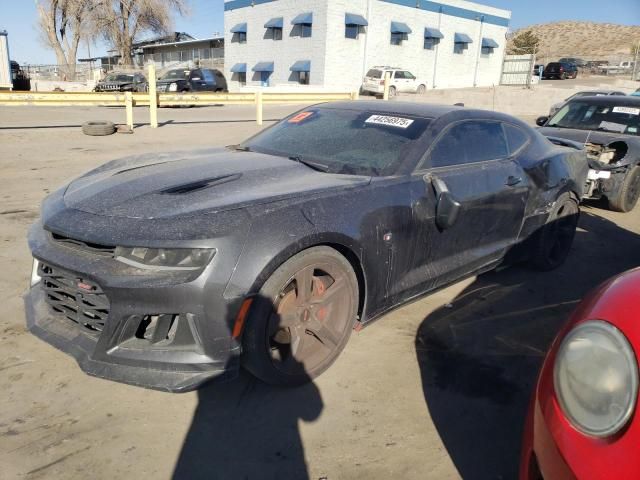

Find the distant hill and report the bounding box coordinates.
[508,21,640,60]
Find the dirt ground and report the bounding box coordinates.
[1,98,640,480]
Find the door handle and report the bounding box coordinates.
[505,176,523,187]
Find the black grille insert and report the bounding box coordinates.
[50,232,116,256]
[40,262,110,334]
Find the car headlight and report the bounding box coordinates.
[168,82,178,92]
[114,247,215,271]
[554,320,638,437]
[31,258,41,287]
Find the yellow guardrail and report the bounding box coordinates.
[0,64,359,129]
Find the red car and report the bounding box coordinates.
[521,268,640,479]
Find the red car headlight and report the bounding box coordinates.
[554,320,639,437]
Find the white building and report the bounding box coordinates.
[223,0,511,91]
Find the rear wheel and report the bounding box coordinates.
[388,86,397,97]
[528,193,579,271]
[608,167,640,213]
[242,247,359,386]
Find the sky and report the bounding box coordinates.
[1,0,639,65]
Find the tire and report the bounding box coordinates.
[81,121,116,136]
[528,193,579,271]
[388,86,397,97]
[242,246,359,386]
[608,167,640,213]
[417,84,426,95]
[561,73,567,80]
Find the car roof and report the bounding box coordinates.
[574,90,624,95]
[568,96,640,106]
[319,101,517,122]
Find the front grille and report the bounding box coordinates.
[50,232,115,257]
[40,262,110,334]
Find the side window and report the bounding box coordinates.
[393,71,403,79]
[202,70,215,83]
[190,69,203,81]
[503,124,530,155]
[429,121,508,168]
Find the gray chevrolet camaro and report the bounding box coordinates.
[26,102,588,392]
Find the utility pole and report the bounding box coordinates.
[632,41,640,81]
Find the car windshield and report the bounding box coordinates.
[104,74,134,82]
[548,101,640,136]
[241,107,430,176]
[161,69,189,80]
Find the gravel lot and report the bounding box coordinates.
[2,96,640,480]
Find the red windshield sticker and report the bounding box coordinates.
[288,111,314,124]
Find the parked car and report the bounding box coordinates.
[94,72,147,92]
[361,67,427,97]
[600,61,635,75]
[542,62,578,80]
[25,102,588,392]
[520,268,640,480]
[558,57,587,68]
[156,68,228,93]
[533,64,545,76]
[537,96,640,212]
[548,90,627,117]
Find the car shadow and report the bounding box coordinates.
[173,295,323,480]
[415,210,640,479]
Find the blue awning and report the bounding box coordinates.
[390,21,412,34]
[290,60,311,72]
[252,62,274,72]
[291,12,313,25]
[345,13,368,26]
[454,33,473,43]
[424,27,444,39]
[264,17,283,28]
[230,63,246,73]
[230,23,247,34]
[482,37,499,48]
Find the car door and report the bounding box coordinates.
[387,120,530,302]
[201,69,216,91]
[404,71,418,92]
[189,69,205,91]
[393,71,409,92]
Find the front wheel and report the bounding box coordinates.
[528,193,579,271]
[242,247,359,386]
[417,84,426,95]
[608,167,640,213]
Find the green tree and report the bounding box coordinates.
[508,30,541,55]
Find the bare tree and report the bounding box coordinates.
[36,0,95,80]
[94,0,188,66]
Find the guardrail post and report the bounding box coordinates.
[148,63,158,128]
[255,89,263,126]
[383,72,391,101]
[125,91,134,129]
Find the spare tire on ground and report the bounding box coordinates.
[82,120,116,136]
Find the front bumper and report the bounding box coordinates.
[25,222,245,393]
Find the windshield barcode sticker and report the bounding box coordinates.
[612,106,640,116]
[365,115,414,129]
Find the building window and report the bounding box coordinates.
[237,72,246,85]
[345,25,362,39]
[424,37,440,50]
[238,32,247,43]
[481,46,495,55]
[299,24,312,38]
[297,71,310,85]
[267,27,283,40]
[454,43,468,54]
[391,32,406,46]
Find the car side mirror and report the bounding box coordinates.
[426,175,461,230]
[536,116,549,127]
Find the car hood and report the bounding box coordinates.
[63,148,371,219]
[538,127,639,146]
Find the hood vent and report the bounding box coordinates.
[160,173,242,195]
